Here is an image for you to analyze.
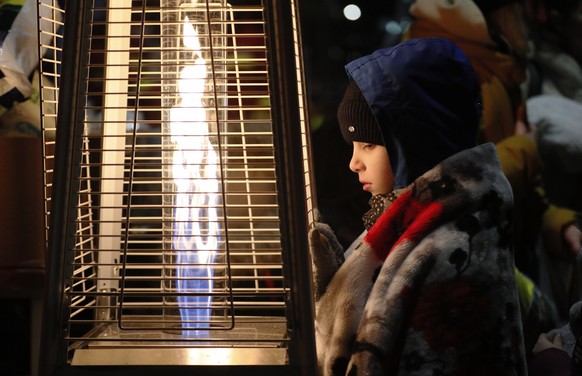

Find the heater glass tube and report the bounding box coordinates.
[161,0,227,337]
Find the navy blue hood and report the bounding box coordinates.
[346,38,481,189]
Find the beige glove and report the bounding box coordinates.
[308,222,344,301]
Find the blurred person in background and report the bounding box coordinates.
[403,0,582,351]
[522,0,582,352]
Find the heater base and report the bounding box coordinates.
[69,316,290,366]
[72,347,288,366]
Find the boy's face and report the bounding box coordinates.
[349,142,394,196]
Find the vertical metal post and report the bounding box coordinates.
[39,0,92,374]
[264,1,318,375]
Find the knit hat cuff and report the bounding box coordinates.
[473,0,518,14]
[337,81,384,145]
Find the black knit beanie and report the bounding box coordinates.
[337,80,384,146]
[473,0,518,13]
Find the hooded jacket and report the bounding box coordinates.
[404,0,525,144]
[345,38,481,189]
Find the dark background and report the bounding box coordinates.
[302,0,410,248]
[302,0,408,119]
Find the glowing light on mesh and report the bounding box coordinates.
[171,16,220,336]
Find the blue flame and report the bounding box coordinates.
[174,199,218,336]
[170,16,220,337]
[172,151,220,337]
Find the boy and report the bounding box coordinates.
[309,38,526,376]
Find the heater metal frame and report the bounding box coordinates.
[39,0,317,375]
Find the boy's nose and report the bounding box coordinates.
[349,153,362,173]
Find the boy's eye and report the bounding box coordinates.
[363,143,375,150]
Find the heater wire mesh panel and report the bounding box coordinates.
[37,0,64,246]
[40,0,316,369]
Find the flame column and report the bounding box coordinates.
[161,0,227,336]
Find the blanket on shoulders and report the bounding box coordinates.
[312,143,526,375]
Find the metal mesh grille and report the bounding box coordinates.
[39,0,315,367]
[37,0,64,243]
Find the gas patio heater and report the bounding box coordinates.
[39,0,317,375]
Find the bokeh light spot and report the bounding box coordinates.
[343,4,361,21]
